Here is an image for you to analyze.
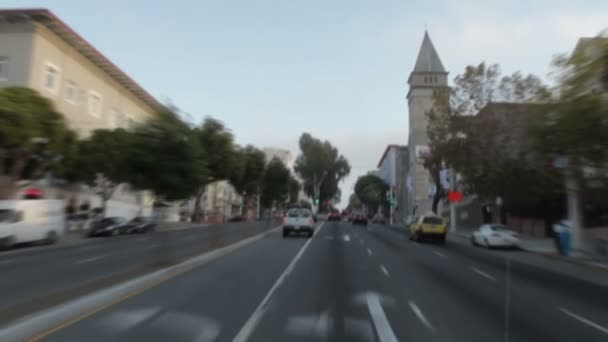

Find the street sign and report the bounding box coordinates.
[448,191,463,203]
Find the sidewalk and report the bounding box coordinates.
[448,230,608,281]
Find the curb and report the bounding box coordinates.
[0,225,282,341]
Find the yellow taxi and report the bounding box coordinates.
[408,213,447,244]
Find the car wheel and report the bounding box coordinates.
[471,236,477,247]
[308,231,314,238]
[282,230,289,238]
[45,230,58,245]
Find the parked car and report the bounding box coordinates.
[87,217,128,237]
[327,211,341,222]
[472,224,520,248]
[227,215,245,222]
[0,200,65,249]
[372,213,387,224]
[121,217,157,234]
[282,208,315,238]
[409,213,446,244]
[352,212,368,226]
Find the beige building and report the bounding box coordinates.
[263,147,293,170]
[0,8,162,136]
[406,31,449,217]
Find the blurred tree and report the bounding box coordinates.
[288,176,301,204]
[191,117,237,221]
[260,157,290,208]
[347,192,362,210]
[0,87,76,198]
[294,133,350,211]
[230,145,267,218]
[127,110,207,201]
[354,174,389,214]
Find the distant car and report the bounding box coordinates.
[87,217,128,237]
[372,214,387,224]
[228,215,244,222]
[121,217,157,234]
[327,212,341,222]
[352,212,368,226]
[282,208,315,238]
[472,224,520,248]
[409,213,446,244]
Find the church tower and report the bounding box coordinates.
[406,31,449,216]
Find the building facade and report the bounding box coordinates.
[377,144,408,223]
[406,31,449,217]
[0,9,161,136]
[263,147,293,170]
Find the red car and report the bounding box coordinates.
[328,212,341,222]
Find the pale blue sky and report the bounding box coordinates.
[2,0,607,205]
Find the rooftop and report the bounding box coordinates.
[412,31,446,74]
[0,8,164,111]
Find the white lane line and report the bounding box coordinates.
[559,307,608,335]
[74,255,107,265]
[367,293,398,342]
[432,250,446,258]
[409,301,435,332]
[470,267,496,281]
[380,265,390,278]
[367,248,373,256]
[343,234,351,242]
[232,222,325,342]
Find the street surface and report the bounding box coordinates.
[23,221,608,342]
[0,221,276,324]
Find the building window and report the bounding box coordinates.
[65,80,78,103]
[108,108,118,128]
[88,91,102,117]
[43,62,61,94]
[434,76,438,83]
[0,57,8,81]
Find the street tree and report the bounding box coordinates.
[424,62,552,212]
[354,174,389,214]
[0,87,76,198]
[294,133,350,211]
[260,157,291,209]
[230,145,267,218]
[191,117,237,221]
[288,176,301,204]
[127,110,207,201]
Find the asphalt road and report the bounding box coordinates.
[0,220,277,324]
[12,221,608,341]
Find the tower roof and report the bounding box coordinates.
[412,31,446,73]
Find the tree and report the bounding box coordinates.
[348,192,362,210]
[127,110,207,201]
[0,87,76,198]
[354,174,389,214]
[294,133,351,211]
[191,117,237,221]
[288,176,301,204]
[70,128,133,212]
[260,157,290,208]
[424,62,552,212]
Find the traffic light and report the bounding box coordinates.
[314,198,319,206]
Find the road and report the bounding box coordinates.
[10,221,608,341]
[0,220,277,324]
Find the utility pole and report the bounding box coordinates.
[449,168,457,233]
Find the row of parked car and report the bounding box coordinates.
[87,216,157,237]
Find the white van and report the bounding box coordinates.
[0,200,66,249]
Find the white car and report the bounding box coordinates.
[471,224,520,248]
[0,200,66,249]
[282,208,316,238]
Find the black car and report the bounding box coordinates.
[352,213,368,225]
[87,217,128,237]
[227,215,245,222]
[121,217,157,234]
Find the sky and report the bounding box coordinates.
[2,0,607,207]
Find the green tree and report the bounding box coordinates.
[348,192,362,210]
[354,174,389,214]
[191,117,237,220]
[288,176,301,204]
[261,157,290,208]
[0,87,76,198]
[424,62,551,212]
[294,133,350,211]
[70,129,133,212]
[127,110,207,201]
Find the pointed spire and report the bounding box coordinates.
[413,31,446,73]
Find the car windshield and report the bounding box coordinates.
[0,209,16,222]
[423,217,443,225]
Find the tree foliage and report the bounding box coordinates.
[354,174,389,213]
[294,133,350,208]
[261,157,291,208]
[0,87,76,198]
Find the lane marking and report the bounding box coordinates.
[367,293,398,342]
[367,248,373,256]
[559,307,608,335]
[343,234,351,242]
[470,267,496,281]
[74,255,107,265]
[380,265,390,278]
[432,250,446,258]
[409,301,434,332]
[232,222,325,342]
